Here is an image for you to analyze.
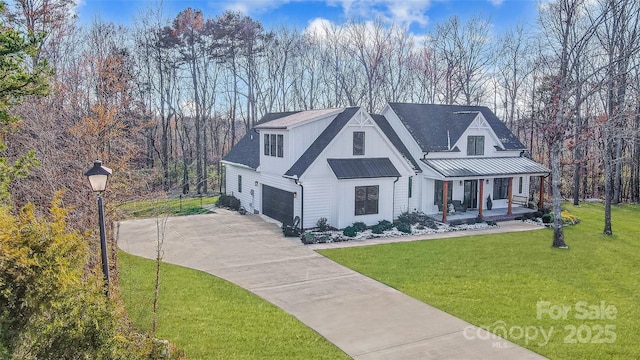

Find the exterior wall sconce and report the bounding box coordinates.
[255,181,258,186]
[293,192,297,198]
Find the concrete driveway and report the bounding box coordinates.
[118,209,546,360]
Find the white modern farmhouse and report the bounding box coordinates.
[221,103,550,230]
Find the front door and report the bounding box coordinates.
[464,180,478,209]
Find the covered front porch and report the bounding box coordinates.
[428,205,536,224]
[422,156,551,223]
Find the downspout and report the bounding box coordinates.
[393,176,399,221]
[295,179,304,232]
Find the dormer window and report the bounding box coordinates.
[353,131,365,155]
[467,135,484,156]
[264,133,284,158]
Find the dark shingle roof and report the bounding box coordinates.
[221,129,260,169]
[284,107,359,178]
[222,111,300,169]
[388,103,525,152]
[370,114,422,172]
[327,158,401,179]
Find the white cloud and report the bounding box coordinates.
[304,17,337,39]
[330,0,431,27]
[488,0,504,6]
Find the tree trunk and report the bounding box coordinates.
[603,137,613,235]
[551,140,567,247]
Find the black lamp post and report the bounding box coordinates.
[84,160,112,296]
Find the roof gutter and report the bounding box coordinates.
[220,160,257,171]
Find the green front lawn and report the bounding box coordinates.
[118,252,349,359]
[319,203,639,359]
[118,196,218,218]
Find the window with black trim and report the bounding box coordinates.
[264,133,284,158]
[408,177,413,198]
[355,186,378,215]
[277,134,284,157]
[493,178,509,199]
[353,131,365,155]
[238,175,242,193]
[270,134,277,156]
[467,135,485,155]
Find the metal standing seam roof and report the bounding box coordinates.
[327,158,401,179]
[422,157,550,178]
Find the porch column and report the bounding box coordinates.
[478,178,484,218]
[539,175,545,210]
[507,177,514,215]
[442,180,449,222]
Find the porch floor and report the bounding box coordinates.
[428,206,536,223]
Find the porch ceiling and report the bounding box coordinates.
[422,157,550,178]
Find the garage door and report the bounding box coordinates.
[262,185,294,225]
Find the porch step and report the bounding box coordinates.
[484,212,532,222]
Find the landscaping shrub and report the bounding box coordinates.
[343,226,358,237]
[398,211,428,225]
[377,220,393,231]
[316,217,329,232]
[421,217,439,230]
[541,214,552,224]
[228,197,241,211]
[371,224,385,234]
[561,210,580,225]
[301,233,316,245]
[397,211,412,224]
[0,195,154,359]
[396,222,412,234]
[216,194,229,207]
[217,194,241,211]
[352,221,368,232]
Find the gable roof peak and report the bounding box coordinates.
[254,107,345,130]
[387,103,525,152]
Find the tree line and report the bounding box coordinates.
[3,0,640,238]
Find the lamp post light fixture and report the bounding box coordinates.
[84,160,112,296]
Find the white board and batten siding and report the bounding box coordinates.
[300,109,415,228]
[224,165,261,214]
[331,178,397,229]
[300,178,331,230]
[393,176,410,219]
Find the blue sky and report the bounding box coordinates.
[75,0,539,34]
